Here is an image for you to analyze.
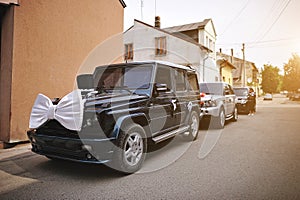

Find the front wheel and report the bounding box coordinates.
[110,123,147,174]
[187,111,200,141]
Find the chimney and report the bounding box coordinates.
[155,16,161,28]
[231,48,234,63]
[219,48,222,53]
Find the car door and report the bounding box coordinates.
[173,68,188,126]
[224,84,235,115]
[149,65,177,136]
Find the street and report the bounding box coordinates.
[0,95,300,200]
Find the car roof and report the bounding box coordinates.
[94,60,196,72]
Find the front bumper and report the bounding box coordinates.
[236,102,249,113]
[27,130,116,164]
[200,106,219,117]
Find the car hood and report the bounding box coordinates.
[84,92,149,111]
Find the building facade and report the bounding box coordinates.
[164,19,219,82]
[124,18,219,83]
[217,51,259,91]
[0,0,126,146]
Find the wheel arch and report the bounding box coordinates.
[112,113,150,139]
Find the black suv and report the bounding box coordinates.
[27,61,201,173]
[233,87,255,114]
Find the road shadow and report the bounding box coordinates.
[0,134,195,181]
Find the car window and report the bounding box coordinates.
[94,64,153,90]
[155,65,172,92]
[233,88,248,96]
[200,83,222,95]
[187,73,199,92]
[175,69,186,91]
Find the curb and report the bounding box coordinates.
[0,143,32,161]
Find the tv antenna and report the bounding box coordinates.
[140,0,144,20]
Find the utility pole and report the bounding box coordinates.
[242,43,246,87]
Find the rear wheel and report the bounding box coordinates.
[187,111,200,141]
[211,108,225,129]
[110,123,147,174]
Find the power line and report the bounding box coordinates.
[252,0,292,44]
[219,0,251,36]
[252,0,284,41]
[217,36,300,46]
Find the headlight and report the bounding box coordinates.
[203,100,217,107]
[241,99,247,104]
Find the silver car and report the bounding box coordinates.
[200,82,238,128]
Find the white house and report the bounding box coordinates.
[123,18,219,82]
[164,18,219,82]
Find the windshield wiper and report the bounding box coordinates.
[109,86,133,94]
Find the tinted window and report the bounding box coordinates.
[175,69,186,91]
[187,73,199,92]
[155,65,172,91]
[233,88,248,96]
[200,83,222,95]
[94,64,153,90]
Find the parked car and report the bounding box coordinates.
[290,92,300,101]
[27,61,202,173]
[263,93,273,100]
[199,82,238,129]
[233,87,256,114]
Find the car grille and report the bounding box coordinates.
[36,120,80,139]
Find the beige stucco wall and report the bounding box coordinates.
[8,0,124,142]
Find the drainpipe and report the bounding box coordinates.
[203,55,209,82]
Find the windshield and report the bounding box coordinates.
[233,88,248,96]
[94,64,153,92]
[200,83,222,95]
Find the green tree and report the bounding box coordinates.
[282,54,300,92]
[261,64,280,93]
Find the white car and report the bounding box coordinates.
[200,82,238,129]
[263,93,273,100]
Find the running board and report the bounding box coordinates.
[152,126,189,144]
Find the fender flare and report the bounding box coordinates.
[112,113,149,138]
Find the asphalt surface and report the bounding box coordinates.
[0,95,299,200]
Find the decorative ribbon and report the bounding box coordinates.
[29,90,84,131]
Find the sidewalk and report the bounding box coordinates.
[0,143,32,161]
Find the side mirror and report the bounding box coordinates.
[155,83,168,92]
[77,74,94,89]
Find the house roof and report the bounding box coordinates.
[132,19,212,52]
[217,59,236,69]
[164,19,211,33]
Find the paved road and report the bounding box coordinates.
[0,95,299,199]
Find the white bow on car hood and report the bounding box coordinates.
[29,90,84,131]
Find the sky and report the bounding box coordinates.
[123,0,300,72]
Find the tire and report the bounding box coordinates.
[211,108,225,129]
[110,123,147,174]
[231,106,238,122]
[187,111,200,141]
